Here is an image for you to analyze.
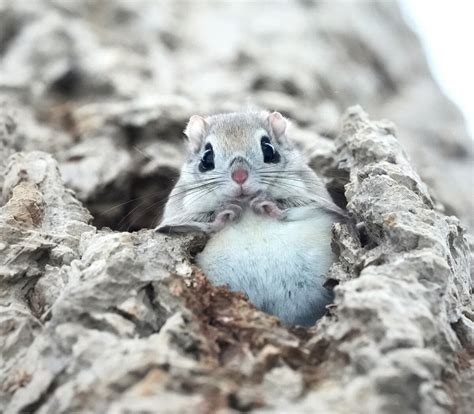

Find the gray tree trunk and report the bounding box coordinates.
[0,1,472,413]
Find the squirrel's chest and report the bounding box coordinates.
[196,209,335,325]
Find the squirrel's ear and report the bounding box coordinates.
[262,111,288,141]
[184,115,208,152]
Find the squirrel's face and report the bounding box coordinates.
[192,126,285,199]
[179,111,308,208]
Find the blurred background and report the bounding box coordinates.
[1,0,472,230]
[401,0,473,138]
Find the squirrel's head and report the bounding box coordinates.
[177,110,314,211]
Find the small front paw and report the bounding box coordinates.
[217,203,243,222]
[250,197,284,219]
[211,203,243,232]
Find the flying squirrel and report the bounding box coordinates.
[157,110,346,326]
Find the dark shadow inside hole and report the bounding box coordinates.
[50,67,83,97]
[356,222,370,248]
[88,169,178,231]
[326,181,348,210]
[317,166,349,211]
[187,237,208,261]
[323,278,339,290]
[356,222,378,250]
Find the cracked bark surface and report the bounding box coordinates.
[0,0,472,230]
[0,107,472,414]
[0,1,473,413]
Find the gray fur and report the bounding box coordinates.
[157,110,345,326]
[196,210,336,326]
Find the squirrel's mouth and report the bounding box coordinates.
[229,181,264,200]
[233,186,259,199]
[233,189,263,202]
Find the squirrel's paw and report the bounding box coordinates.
[211,203,243,232]
[250,197,284,219]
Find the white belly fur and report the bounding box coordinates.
[196,209,335,326]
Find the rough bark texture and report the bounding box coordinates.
[0,1,472,413]
[0,0,472,230]
[1,107,472,414]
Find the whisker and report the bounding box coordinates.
[260,179,306,194]
[121,180,225,230]
[184,184,222,208]
[118,200,156,230]
[257,168,349,180]
[149,183,223,230]
[168,181,226,200]
[133,145,153,160]
[260,179,333,205]
[101,191,170,215]
[259,172,321,180]
[172,177,223,190]
[259,174,326,188]
[256,168,311,174]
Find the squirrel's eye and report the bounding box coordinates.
[199,143,215,172]
[261,136,280,163]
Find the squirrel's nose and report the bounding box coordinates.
[231,169,248,184]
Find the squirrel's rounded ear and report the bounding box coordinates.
[184,115,208,152]
[262,111,288,141]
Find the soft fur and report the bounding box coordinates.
[158,110,344,326]
[196,208,335,326]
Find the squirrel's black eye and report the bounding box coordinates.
[199,143,215,172]
[261,136,280,163]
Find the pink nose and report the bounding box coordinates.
[231,169,248,184]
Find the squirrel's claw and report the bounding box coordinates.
[210,203,243,232]
[250,197,284,219]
